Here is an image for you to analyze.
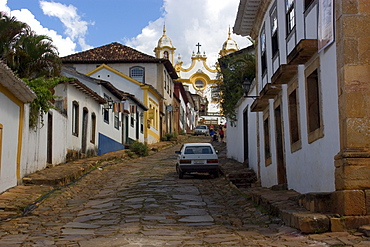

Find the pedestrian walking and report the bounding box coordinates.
[210,128,215,142]
[219,127,225,142]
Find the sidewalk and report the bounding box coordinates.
[0,136,368,236]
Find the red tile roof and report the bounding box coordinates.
[62,42,159,63]
[61,42,178,79]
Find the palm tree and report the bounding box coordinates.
[0,11,30,64]
[0,12,61,79]
[12,32,61,79]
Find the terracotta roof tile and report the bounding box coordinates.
[61,42,160,63]
[61,42,178,79]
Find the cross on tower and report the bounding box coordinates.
[196,42,201,53]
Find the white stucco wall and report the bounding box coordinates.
[0,92,20,192]
[237,0,339,193]
[21,107,67,177]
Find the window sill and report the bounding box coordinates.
[265,157,272,167]
[308,126,324,144]
[291,139,302,153]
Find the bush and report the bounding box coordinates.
[163,132,177,141]
[129,141,149,157]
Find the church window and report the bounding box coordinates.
[163,51,169,59]
[164,70,167,90]
[286,0,295,35]
[260,26,267,76]
[130,66,145,83]
[270,3,279,58]
[195,80,205,89]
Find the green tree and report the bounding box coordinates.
[218,51,256,124]
[24,77,70,129]
[0,12,61,79]
[0,12,29,65]
[0,12,63,128]
[12,32,61,79]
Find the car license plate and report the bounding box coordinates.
[193,160,205,164]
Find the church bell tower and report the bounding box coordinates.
[154,25,176,64]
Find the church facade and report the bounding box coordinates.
[154,26,239,127]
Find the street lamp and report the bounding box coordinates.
[242,78,259,98]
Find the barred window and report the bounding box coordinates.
[130,66,145,83]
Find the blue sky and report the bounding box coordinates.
[1,0,251,67]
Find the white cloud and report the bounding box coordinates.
[39,1,93,51]
[0,0,91,56]
[126,0,251,67]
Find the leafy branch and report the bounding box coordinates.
[23,77,71,129]
[217,51,256,124]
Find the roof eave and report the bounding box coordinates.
[233,0,262,38]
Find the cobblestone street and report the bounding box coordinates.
[0,136,368,246]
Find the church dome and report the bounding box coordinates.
[219,27,239,57]
[157,25,174,48]
[222,27,238,51]
[222,38,238,51]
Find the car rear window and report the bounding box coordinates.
[196,126,206,129]
[184,146,213,154]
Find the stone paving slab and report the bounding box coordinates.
[0,134,369,243]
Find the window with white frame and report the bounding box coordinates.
[72,101,79,136]
[140,112,144,133]
[103,95,109,124]
[288,82,301,152]
[130,66,145,83]
[91,113,96,143]
[270,3,279,57]
[260,25,267,75]
[305,58,323,143]
[286,0,295,35]
[114,112,119,129]
[263,115,271,165]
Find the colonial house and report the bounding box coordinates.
[61,42,178,143]
[0,61,36,192]
[233,0,370,227]
[61,67,148,151]
[173,81,197,134]
[54,77,106,157]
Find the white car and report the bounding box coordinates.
[193,125,209,136]
[175,143,219,179]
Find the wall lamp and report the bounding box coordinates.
[243,78,259,99]
[103,97,114,110]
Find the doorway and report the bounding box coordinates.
[274,105,287,185]
[81,108,88,153]
[243,106,249,167]
[47,112,52,164]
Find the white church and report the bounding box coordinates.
[153,26,239,125]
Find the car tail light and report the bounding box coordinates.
[207,159,218,163]
[180,159,191,164]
